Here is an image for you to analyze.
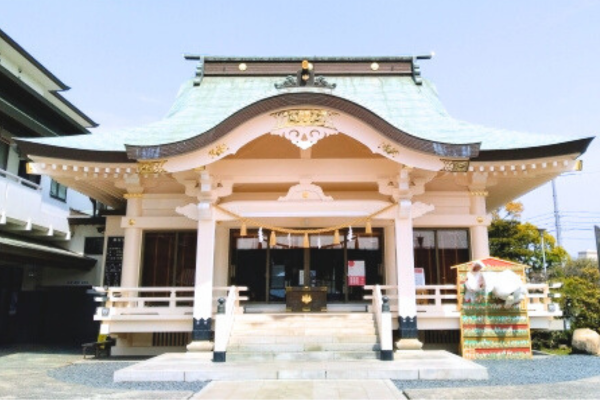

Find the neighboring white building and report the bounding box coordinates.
[577,250,598,261]
[0,28,102,345]
[17,56,591,357]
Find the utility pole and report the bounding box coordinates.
[551,179,562,247]
[538,228,547,278]
[595,226,600,271]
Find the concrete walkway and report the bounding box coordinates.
[192,380,405,399]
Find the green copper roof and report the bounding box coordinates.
[20,74,588,155]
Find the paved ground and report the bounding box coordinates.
[1,346,600,399]
[193,380,403,399]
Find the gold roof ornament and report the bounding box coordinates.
[208,143,229,158]
[378,142,399,157]
[270,109,339,150]
[442,159,470,173]
[137,160,166,174]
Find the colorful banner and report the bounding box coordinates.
[348,260,365,286]
[455,257,532,360]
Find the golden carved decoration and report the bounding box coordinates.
[137,160,166,174]
[123,193,144,199]
[476,216,484,223]
[302,191,309,199]
[442,159,470,173]
[378,143,399,157]
[208,144,229,158]
[271,109,338,130]
[301,294,312,304]
[470,191,489,197]
[128,219,136,226]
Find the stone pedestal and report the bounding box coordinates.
[396,338,424,350]
[186,341,214,352]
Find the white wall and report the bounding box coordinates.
[42,225,104,287]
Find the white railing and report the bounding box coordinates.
[416,285,462,316]
[364,283,562,318]
[214,286,246,353]
[0,167,70,235]
[525,282,562,315]
[0,168,41,191]
[93,286,248,319]
[364,284,393,358]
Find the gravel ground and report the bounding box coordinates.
[48,361,208,392]
[394,354,600,390]
[4,345,600,397]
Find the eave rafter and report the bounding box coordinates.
[465,156,580,177]
[26,158,159,208]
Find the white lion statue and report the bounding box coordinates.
[464,260,528,307]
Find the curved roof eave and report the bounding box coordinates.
[125,92,481,161]
[14,139,130,163]
[473,137,594,162]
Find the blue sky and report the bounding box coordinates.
[1,0,598,256]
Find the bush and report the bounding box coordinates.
[531,330,570,350]
[559,276,600,332]
[537,258,600,350]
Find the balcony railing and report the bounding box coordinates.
[0,167,69,236]
[0,168,41,191]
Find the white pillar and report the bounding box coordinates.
[384,225,397,286]
[188,202,216,351]
[394,200,422,350]
[213,225,229,287]
[470,192,490,260]
[120,195,143,287]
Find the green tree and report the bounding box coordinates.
[488,202,568,273]
[551,258,600,334]
[532,249,600,350]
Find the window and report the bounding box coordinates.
[0,139,9,170]
[84,237,104,255]
[413,229,470,285]
[50,179,67,201]
[17,160,41,185]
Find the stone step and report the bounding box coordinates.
[232,322,377,330]
[230,327,377,336]
[227,350,380,362]
[234,313,375,322]
[228,342,380,352]
[228,334,379,344]
[114,351,490,382]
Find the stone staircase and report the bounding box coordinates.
[227,312,381,361]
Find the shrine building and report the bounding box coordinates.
[16,56,592,357]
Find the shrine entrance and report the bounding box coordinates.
[229,229,384,304]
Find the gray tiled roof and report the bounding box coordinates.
[22,75,581,153]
